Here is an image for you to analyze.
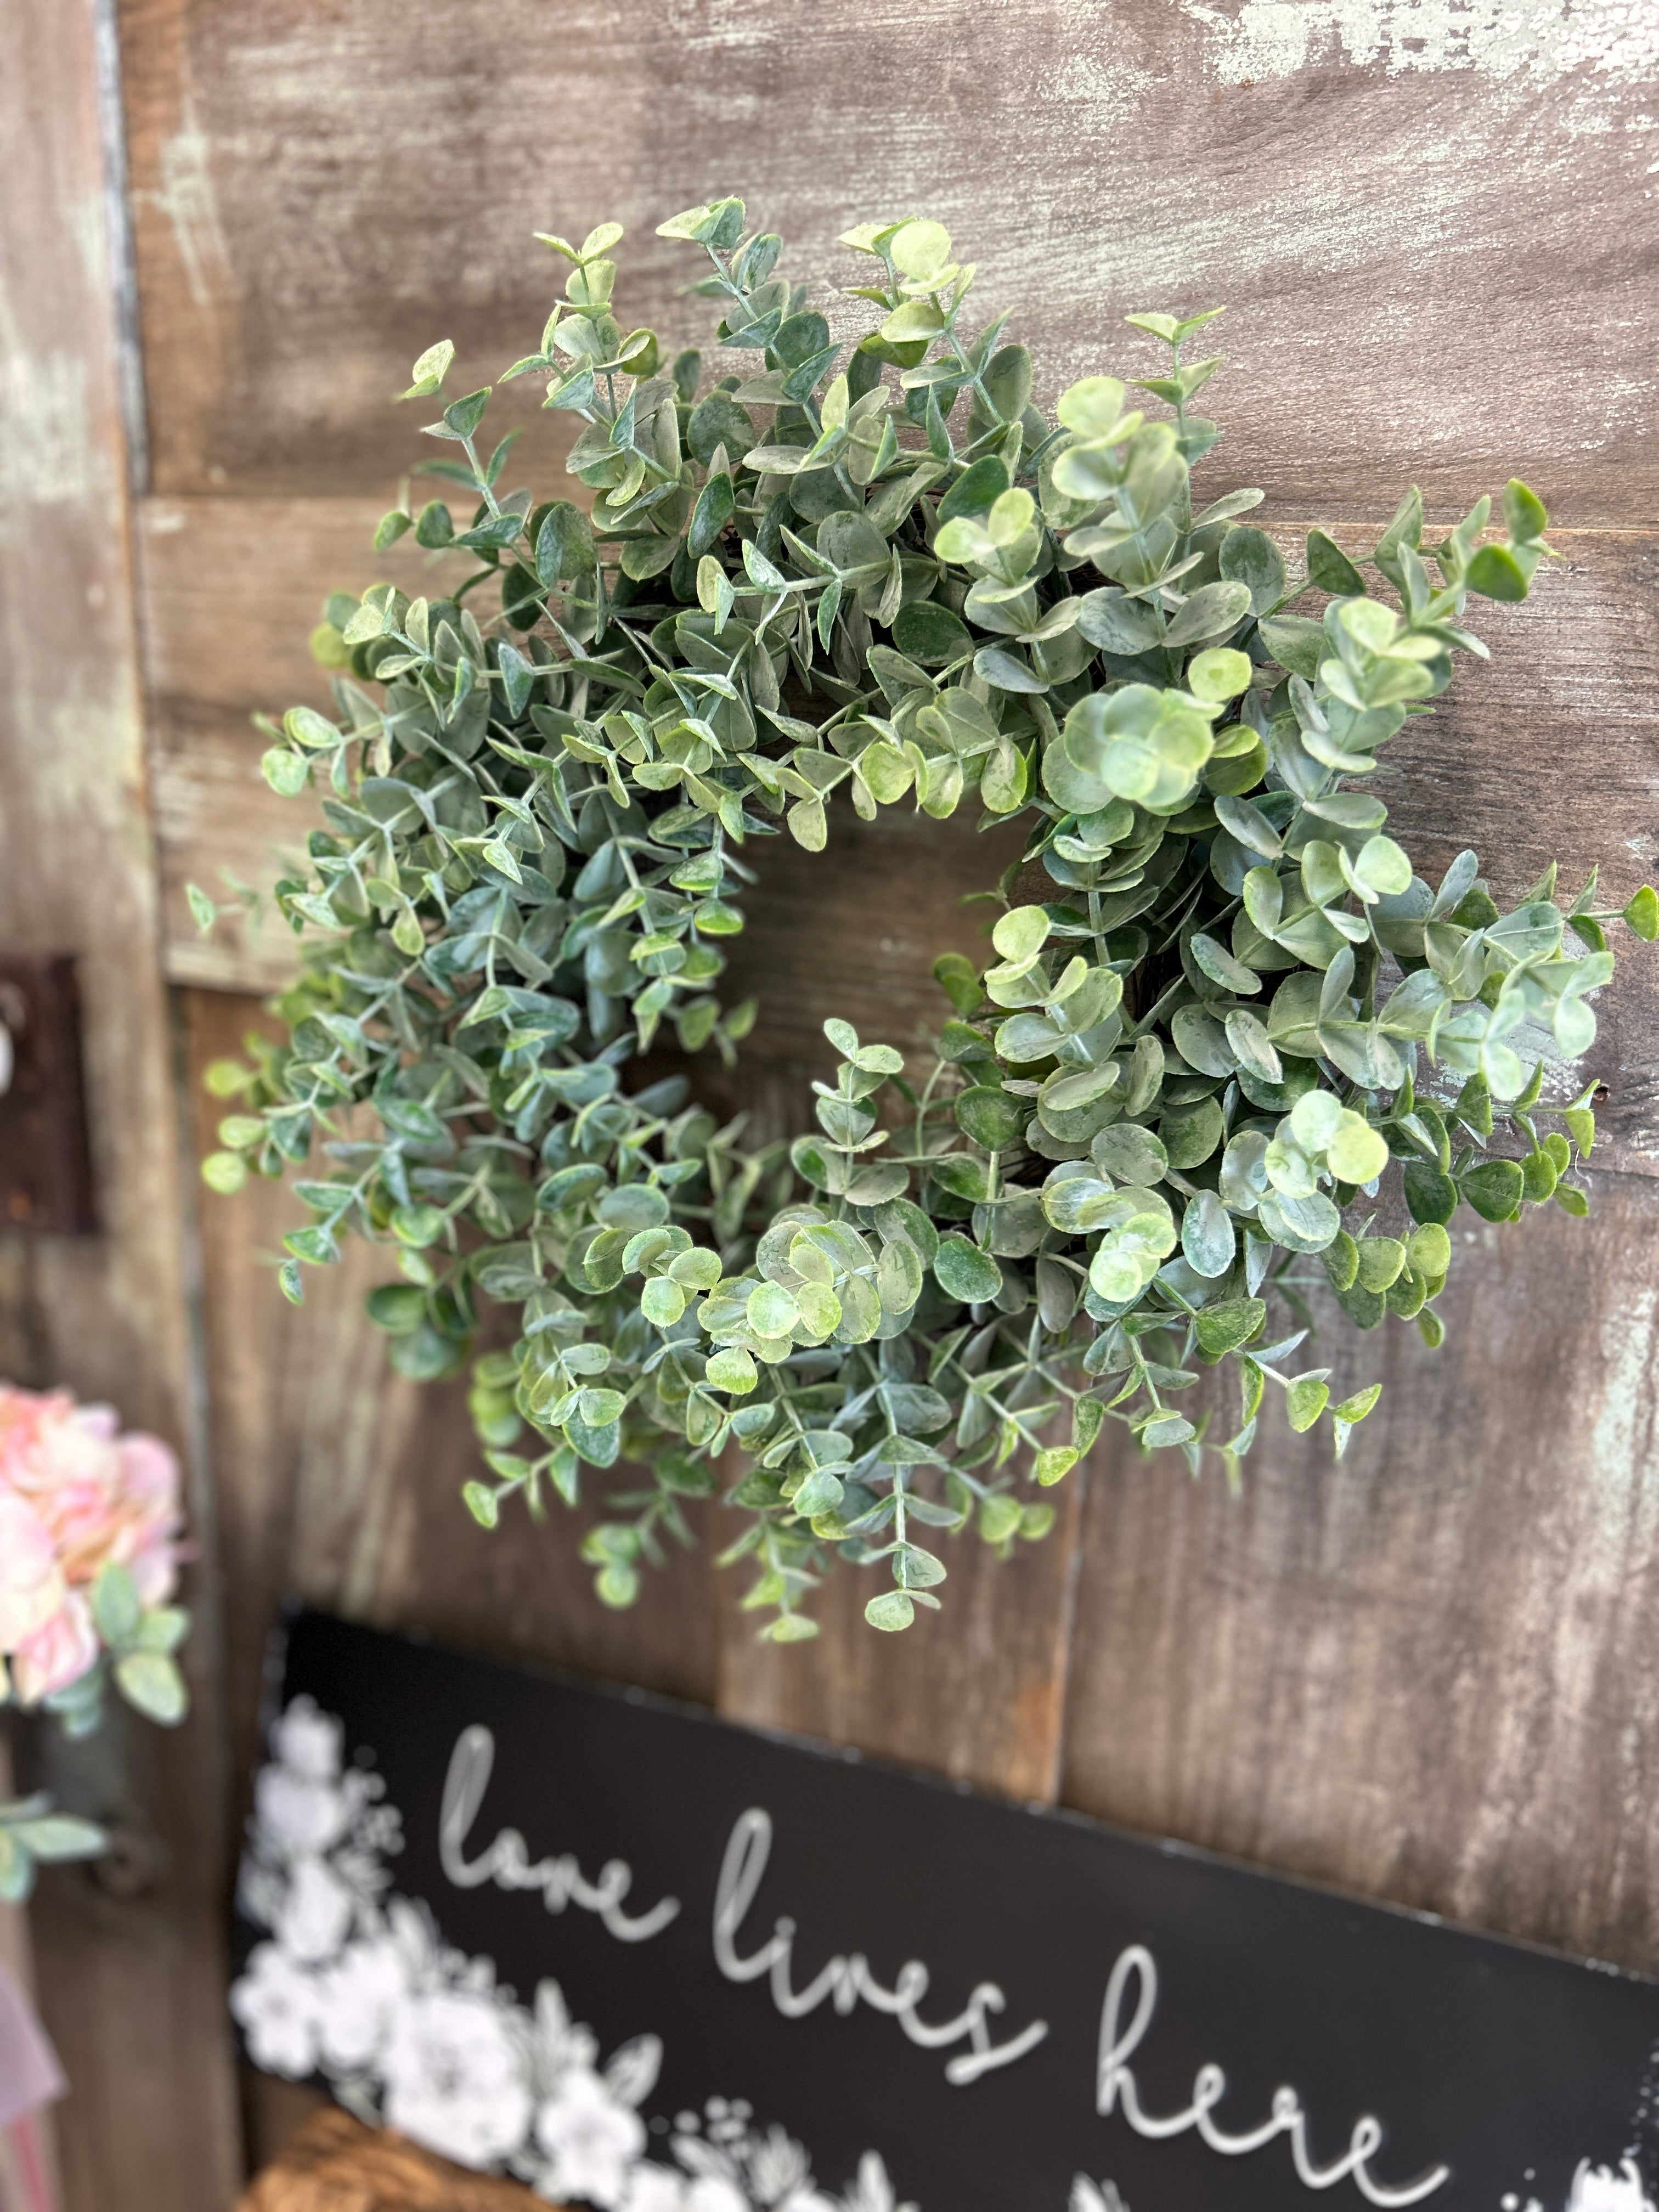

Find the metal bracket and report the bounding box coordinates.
[0,955,96,1234]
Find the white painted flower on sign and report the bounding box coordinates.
[231,1695,917,2211]
[620,2166,696,2212]
[382,1989,533,2167]
[685,2179,749,2212]
[255,1762,351,1856]
[1069,2179,1129,2212]
[1567,2161,1657,2212]
[230,1942,322,2077]
[275,1852,354,1964]
[317,1931,408,2071]
[273,1695,345,1781]
[535,2064,648,2205]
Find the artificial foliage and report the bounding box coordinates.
[199,198,1656,1639]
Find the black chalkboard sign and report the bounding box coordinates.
[232,1609,1659,2212]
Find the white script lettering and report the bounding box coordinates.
[1096,1944,1451,2207]
[439,1724,680,1943]
[713,1805,1048,2086]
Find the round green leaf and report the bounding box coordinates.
[1034,1446,1080,1486]
[1091,1125,1169,1186]
[1186,647,1252,703]
[706,1346,758,1395]
[1285,1376,1330,1433]
[865,1590,916,1632]
[747,1281,800,1335]
[933,1234,1002,1305]
[114,1650,187,1726]
[1181,1189,1235,1279]
[889,219,952,280]
[1403,1160,1458,1225]
[1334,1383,1384,1425]
[1326,1111,1389,1186]
[991,905,1050,963]
[1458,1158,1525,1222]
[892,600,971,666]
[642,1277,687,1327]
[955,1086,1025,1150]
[462,1481,500,1530]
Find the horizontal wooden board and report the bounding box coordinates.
[119,0,1657,516]
[1060,1164,1659,1970]
[142,501,1659,1169]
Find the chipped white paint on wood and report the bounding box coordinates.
[1180,0,1659,84]
[116,0,1657,514]
[0,273,104,514]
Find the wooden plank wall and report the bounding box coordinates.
[0,2,242,2205]
[9,1,1657,2203]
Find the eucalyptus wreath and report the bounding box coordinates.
[199,197,1655,1640]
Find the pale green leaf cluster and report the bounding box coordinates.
[0,1555,187,1896]
[0,1792,105,1905]
[203,202,1655,1638]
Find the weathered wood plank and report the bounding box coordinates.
[0,3,241,2205]
[117,0,1657,515]
[716,1475,1087,1802]
[1058,1166,1659,1970]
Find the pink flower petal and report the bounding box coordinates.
[12,1592,99,1703]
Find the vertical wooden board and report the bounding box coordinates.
[0,1,241,2205]
[718,1474,1087,1802]
[182,988,723,1787]
[0,1736,62,2202]
[1058,1171,1659,1970]
[118,0,1657,514]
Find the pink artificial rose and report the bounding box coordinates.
[112,1432,182,1606]
[0,1492,66,1652]
[12,1591,99,1705]
[0,1383,182,1601]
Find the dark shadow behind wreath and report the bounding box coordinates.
[195,198,1657,1639]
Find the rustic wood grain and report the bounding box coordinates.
[1060,1165,1659,1968]
[238,2106,545,2211]
[716,1472,1088,1802]
[116,0,1657,517]
[0,2,241,2205]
